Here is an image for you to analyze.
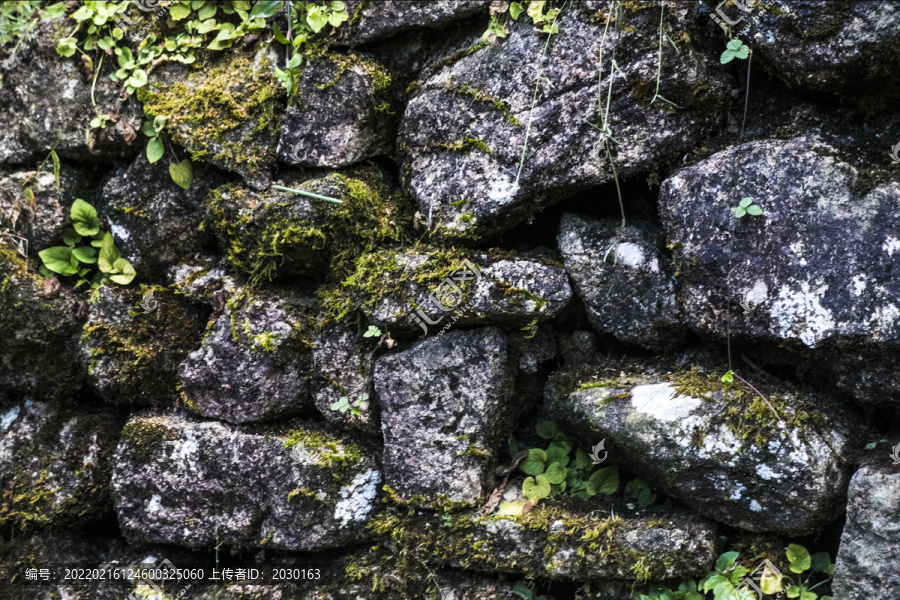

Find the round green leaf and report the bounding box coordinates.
[39,246,77,275]
[62,227,82,246]
[746,204,763,216]
[715,551,740,573]
[587,465,619,496]
[109,259,136,285]
[128,69,148,88]
[72,246,97,264]
[57,38,77,57]
[740,197,753,207]
[519,448,547,476]
[544,462,567,484]
[787,544,811,573]
[71,199,101,236]
[169,159,193,190]
[98,232,122,274]
[170,3,191,19]
[146,137,165,164]
[522,474,551,501]
[545,446,570,468]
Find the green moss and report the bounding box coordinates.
[137,51,283,175]
[120,418,177,462]
[433,134,494,155]
[283,427,362,468]
[449,84,522,126]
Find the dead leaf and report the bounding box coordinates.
[385,337,396,349]
[489,1,510,15]
[43,276,60,299]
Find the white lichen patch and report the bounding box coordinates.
[852,274,867,296]
[868,304,900,339]
[147,494,163,514]
[0,405,20,431]
[883,236,900,257]
[745,279,769,306]
[630,383,703,422]
[613,242,647,269]
[487,175,519,206]
[756,464,782,481]
[333,469,381,528]
[749,500,763,512]
[769,283,836,347]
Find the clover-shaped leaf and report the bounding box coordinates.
[720,39,750,64]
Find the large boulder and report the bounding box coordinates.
[398,2,728,239]
[659,136,900,406]
[80,284,207,406]
[0,241,84,403]
[276,54,394,168]
[0,18,143,164]
[832,463,900,600]
[543,355,865,535]
[112,414,381,551]
[0,399,120,530]
[0,165,96,250]
[558,213,685,350]
[100,154,221,281]
[370,503,717,581]
[136,44,284,190]
[746,0,900,95]
[206,166,410,285]
[335,1,492,46]
[373,327,515,507]
[325,249,571,333]
[178,285,316,424]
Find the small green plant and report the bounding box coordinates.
[439,513,453,528]
[271,1,350,94]
[635,577,703,600]
[720,39,750,64]
[510,580,548,600]
[732,197,762,218]
[330,392,369,416]
[695,547,834,600]
[140,115,193,190]
[510,421,619,508]
[363,325,382,338]
[625,477,657,508]
[38,199,135,288]
[784,544,834,600]
[482,0,560,44]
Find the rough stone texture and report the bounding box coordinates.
[335,0,492,46]
[0,18,143,164]
[659,136,900,405]
[276,54,393,168]
[832,465,900,600]
[178,286,315,424]
[100,154,220,281]
[374,328,514,507]
[311,323,378,434]
[0,166,96,250]
[543,356,865,535]
[135,44,284,190]
[80,284,207,406]
[747,0,900,95]
[206,166,410,285]
[559,330,597,367]
[508,323,557,411]
[112,414,380,552]
[0,242,84,403]
[340,249,571,334]
[559,213,686,350]
[398,2,728,239]
[0,399,120,529]
[371,504,717,581]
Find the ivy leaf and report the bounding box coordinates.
[535,420,559,440]
[522,474,551,501]
[98,232,122,274]
[250,0,283,18]
[720,39,750,64]
[71,199,101,236]
[38,246,77,275]
[146,137,165,164]
[787,544,811,573]
[519,448,547,476]
[72,246,97,264]
[169,159,193,189]
[587,465,619,495]
[306,5,329,32]
[544,462,567,484]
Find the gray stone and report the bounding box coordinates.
[341,249,571,334]
[0,166,95,250]
[336,1,492,46]
[559,330,597,367]
[658,136,900,405]
[0,18,143,164]
[543,355,865,535]
[373,327,514,507]
[509,323,557,411]
[276,54,393,168]
[80,284,207,406]
[0,241,84,403]
[0,399,120,529]
[747,1,900,94]
[311,323,378,434]
[832,464,900,600]
[371,503,717,581]
[178,286,315,424]
[558,213,685,350]
[398,2,728,239]
[112,414,381,551]
[100,153,220,281]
